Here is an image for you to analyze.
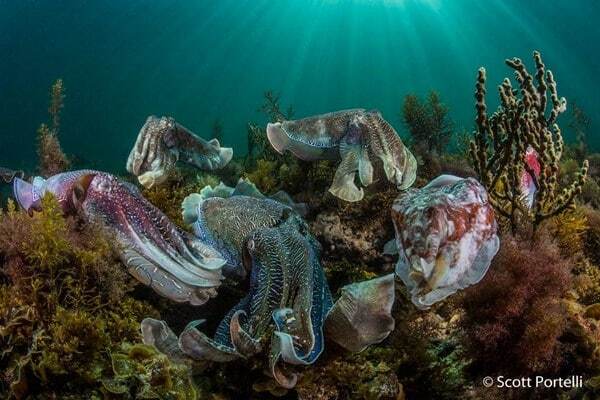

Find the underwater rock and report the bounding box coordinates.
[12,170,226,305]
[389,175,499,309]
[142,180,395,388]
[266,109,417,202]
[126,116,233,188]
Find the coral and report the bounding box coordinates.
[470,51,588,233]
[310,189,398,285]
[37,79,71,177]
[459,231,573,376]
[0,194,184,398]
[402,91,453,157]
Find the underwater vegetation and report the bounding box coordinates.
[36,79,71,177]
[2,48,600,400]
[470,51,589,234]
[0,194,200,398]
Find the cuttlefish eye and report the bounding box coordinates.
[71,174,95,209]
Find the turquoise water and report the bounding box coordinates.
[1,0,599,173]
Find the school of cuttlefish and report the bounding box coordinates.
[9,110,501,388]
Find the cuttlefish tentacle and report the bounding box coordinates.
[175,181,336,387]
[12,170,226,306]
[126,115,233,188]
[266,109,417,202]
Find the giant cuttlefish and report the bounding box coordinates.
[12,172,395,388]
[266,109,417,202]
[386,175,499,309]
[12,170,225,305]
[126,116,233,188]
[143,180,395,388]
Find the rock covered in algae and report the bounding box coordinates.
[266,109,417,202]
[126,115,233,188]
[389,175,499,309]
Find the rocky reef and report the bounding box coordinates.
[2,50,600,400]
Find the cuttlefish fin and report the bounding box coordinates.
[461,234,499,287]
[329,146,363,202]
[179,319,240,362]
[232,178,266,199]
[358,148,374,187]
[13,178,39,213]
[383,239,398,255]
[140,318,188,363]
[266,122,331,161]
[324,274,395,352]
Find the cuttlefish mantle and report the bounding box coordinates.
[266,109,417,202]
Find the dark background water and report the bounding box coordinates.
[1,0,599,174]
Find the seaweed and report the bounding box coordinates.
[37,79,71,177]
[402,91,453,156]
[0,195,194,399]
[459,230,573,377]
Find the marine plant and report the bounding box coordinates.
[567,101,591,163]
[102,343,196,399]
[582,206,600,266]
[469,51,588,233]
[402,91,453,156]
[210,117,224,144]
[259,89,294,123]
[459,231,572,376]
[37,79,71,177]
[0,194,196,398]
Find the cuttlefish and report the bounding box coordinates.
[12,172,395,388]
[143,179,396,388]
[266,109,417,202]
[386,175,499,309]
[126,116,233,188]
[12,170,225,305]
